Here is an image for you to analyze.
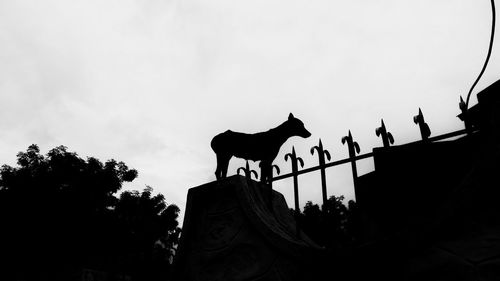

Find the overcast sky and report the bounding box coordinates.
[1,0,499,224]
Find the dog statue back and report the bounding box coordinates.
[211,113,311,181]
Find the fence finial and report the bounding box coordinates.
[413,108,431,141]
[459,96,472,134]
[272,164,280,177]
[342,131,360,154]
[259,162,281,183]
[342,131,361,201]
[237,160,258,180]
[376,119,395,148]
[285,146,304,169]
[311,139,332,161]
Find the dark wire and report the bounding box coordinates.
[465,0,496,109]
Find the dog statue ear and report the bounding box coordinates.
[288,113,294,120]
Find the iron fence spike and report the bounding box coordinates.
[354,142,360,154]
[310,146,317,155]
[272,165,280,175]
[325,150,331,161]
[298,157,304,168]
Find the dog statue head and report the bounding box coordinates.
[286,113,311,138]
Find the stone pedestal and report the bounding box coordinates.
[173,175,322,281]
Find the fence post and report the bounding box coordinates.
[285,146,304,237]
[376,119,395,148]
[310,139,331,211]
[342,131,361,201]
[262,163,281,187]
[414,108,431,142]
[262,164,280,211]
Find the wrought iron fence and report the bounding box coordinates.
[237,107,476,214]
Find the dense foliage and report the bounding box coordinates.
[296,195,362,249]
[0,145,180,281]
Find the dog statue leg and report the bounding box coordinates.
[215,154,223,180]
[221,156,230,179]
[215,153,231,180]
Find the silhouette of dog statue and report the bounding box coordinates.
[211,113,311,181]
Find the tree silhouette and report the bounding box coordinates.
[114,187,181,281]
[298,195,361,249]
[0,144,179,281]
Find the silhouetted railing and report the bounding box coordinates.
[237,107,477,214]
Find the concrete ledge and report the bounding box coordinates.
[174,175,322,281]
